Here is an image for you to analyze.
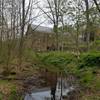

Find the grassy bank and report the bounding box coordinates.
[0,50,100,99]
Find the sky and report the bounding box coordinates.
[25,0,81,28]
[25,0,53,28]
[25,0,96,28]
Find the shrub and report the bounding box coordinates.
[38,51,76,72]
[79,52,100,68]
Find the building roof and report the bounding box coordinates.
[31,24,53,34]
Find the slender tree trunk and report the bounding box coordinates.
[19,0,25,69]
[60,72,63,100]
[76,21,80,58]
[51,72,57,100]
[61,16,64,51]
[85,0,90,51]
[54,24,59,50]
[0,0,4,51]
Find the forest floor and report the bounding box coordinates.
[0,69,47,99]
[0,69,100,100]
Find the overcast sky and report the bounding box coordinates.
[25,0,83,28]
[25,0,53,27]
[25,0,96,28]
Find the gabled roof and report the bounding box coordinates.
[31,24,53,34]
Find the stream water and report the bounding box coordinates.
[24,78,74,100]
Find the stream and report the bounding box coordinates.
[24,78,75,100]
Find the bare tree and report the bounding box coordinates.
[93,0,100,12]
[38,0,67,50]
[0,0,40,74]
[84,0,91,51]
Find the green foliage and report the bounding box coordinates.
[0,92,3,100]
[79,52,100,68]
[37,51,100,92]
[38,51,76,72]
[9,87,23,100]
[95,39,100,45]
[79,68,95,87]
[9,89,17,100]
[0,50,99,99]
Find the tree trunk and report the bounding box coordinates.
[85,0,90,51]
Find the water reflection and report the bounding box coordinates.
[24,78,74,100]
[25,90,51,100]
